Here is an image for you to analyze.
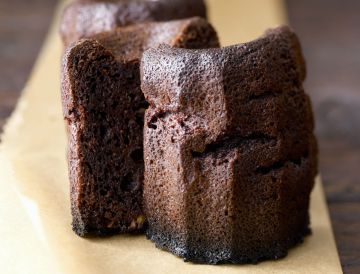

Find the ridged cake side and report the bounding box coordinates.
[142,26,318,264]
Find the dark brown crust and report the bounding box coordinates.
[61,18,220,237]
[60,0,207,46]
[142,26,318,264]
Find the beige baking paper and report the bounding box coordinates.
[0,0,342,273]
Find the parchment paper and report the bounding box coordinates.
[0,0,342,273]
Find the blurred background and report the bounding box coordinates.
[0,0,358,273]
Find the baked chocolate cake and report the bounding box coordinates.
[141,26,318,264]
[61,17,220,237]
[60,0,207,46]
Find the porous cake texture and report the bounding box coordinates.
[61,18,220,236]
[60,0,207,46]
[141,26,318,264]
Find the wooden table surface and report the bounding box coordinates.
[0,0,358,273]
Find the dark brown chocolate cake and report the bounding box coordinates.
[141,26,318,264]
[60,0,207,46]
[61,17,220,237]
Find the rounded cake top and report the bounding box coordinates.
[141,26,306,112]
[60,0,207,46]
[141,26,307,141]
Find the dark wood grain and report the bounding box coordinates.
[0,0,359,273]
[0,0,57,132]
[288,0,360,273]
